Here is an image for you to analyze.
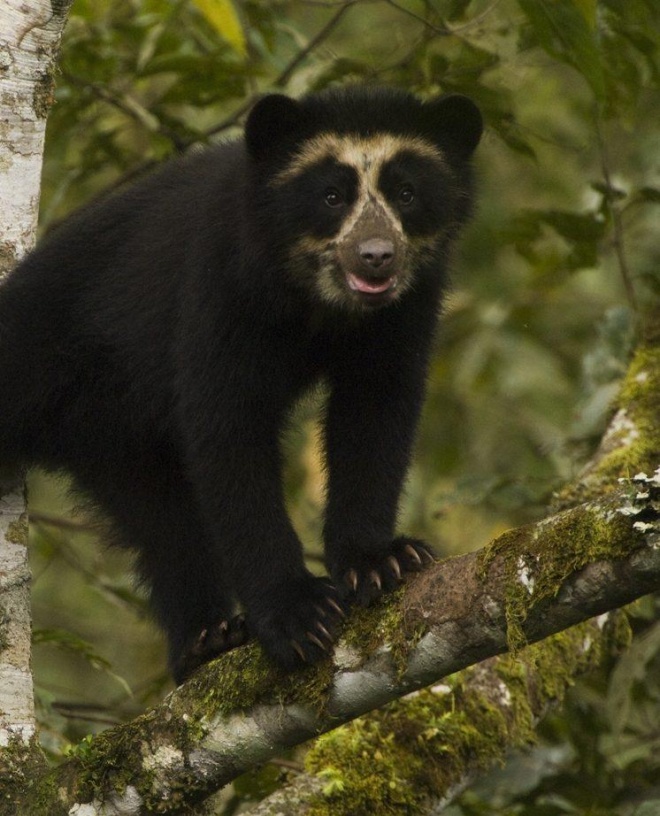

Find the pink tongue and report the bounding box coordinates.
[347,272,395,294]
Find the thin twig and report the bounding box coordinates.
[595,112,639,315]
[200,1,357,138]
[30,511,92,531]
[383,0,451,36]
[62,71,188,152]
[274,0,357,88]
[384,0,501,37]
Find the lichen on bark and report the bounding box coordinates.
[477,494,645,653]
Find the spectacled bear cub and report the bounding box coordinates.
[0,86,482,683]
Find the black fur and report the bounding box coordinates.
[0,86,482,682]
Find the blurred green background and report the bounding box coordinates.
[26,0,660,812]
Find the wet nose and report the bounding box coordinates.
[358,238,395,269]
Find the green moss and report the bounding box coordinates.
[341,586,422,674]
[174,643,274,722]
[495,613,629,724]
[170,639,339,730]
[0,735,50,816]
[598,346,660,476]
[6,514,28,545]
[303,615,630,816]
[478,497,642,653]
[304,674,511,815]
[556,335,660,509]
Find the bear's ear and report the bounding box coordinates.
[245,94,307,162]
[422,94,483,159]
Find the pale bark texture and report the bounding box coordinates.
[245,613,630,816]
[0,0,73,793]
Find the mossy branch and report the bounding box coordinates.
[10,484,657,815]
[248,613,632,816]
[4,319,658,815]
[246,316,660,815]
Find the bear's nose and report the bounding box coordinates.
[358,239,395,269]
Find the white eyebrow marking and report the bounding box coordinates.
[273,134,447,249]
[272,133,445,186]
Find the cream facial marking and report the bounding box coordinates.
[281,134,448,308]
[272,133,446,187]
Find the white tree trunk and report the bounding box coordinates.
[0,0,72,749]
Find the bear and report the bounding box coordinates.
[0,85,482,682]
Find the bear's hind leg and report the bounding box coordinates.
[79,463,247,684]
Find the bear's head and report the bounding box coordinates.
[245,87,482,311]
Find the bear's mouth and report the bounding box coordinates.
[346,271,398,296]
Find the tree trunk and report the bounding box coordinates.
[0,0,73,794]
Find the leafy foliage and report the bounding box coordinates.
[23,0,660,811]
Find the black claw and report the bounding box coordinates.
[387,555,402,580]
[325,597,347,619]
[316,621,332,642]
[419,546,435,564]
[306,631,328,652]
[175,615,249,683]
[291,640,307,662]
[191,632,206,656]
[404,543,423,566]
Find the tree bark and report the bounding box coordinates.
[0,0,73,793]
[244,613,631,816]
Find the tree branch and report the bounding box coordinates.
[13,480,658,814]
[7,319,658,814]
[244,317,660,814]
[246,612,631,815]
[2,321,654,808]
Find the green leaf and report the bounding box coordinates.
[33,628,111,670]
[191,0,246,56]
[517,0,606,100]
[636,186,660,203]
[538,210,607,243]
[633,803,660,816]
[573,0,597,29]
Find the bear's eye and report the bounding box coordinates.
[398,185,415,206]
[324,188,344,208]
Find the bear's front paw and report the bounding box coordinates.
[248,574,346,671]
[332,536,435,606]
[173,614,249,683]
